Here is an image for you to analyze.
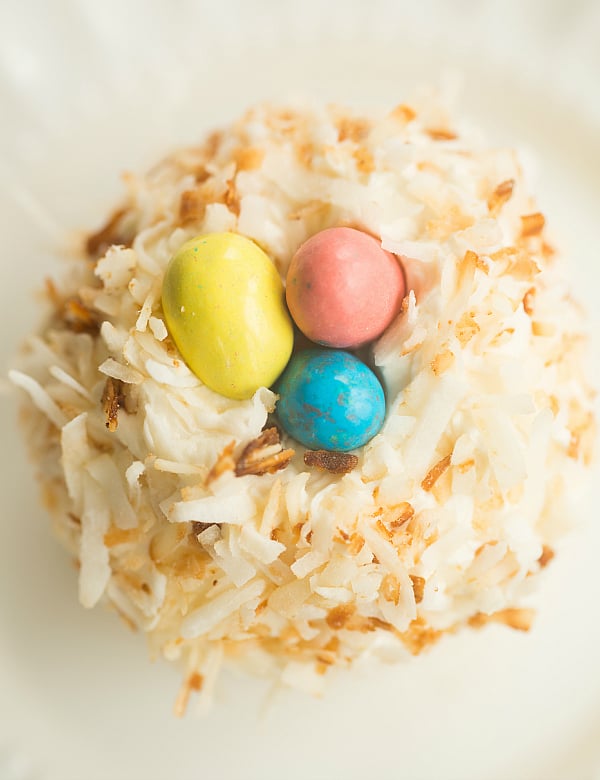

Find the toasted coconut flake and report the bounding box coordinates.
[389,502,415,530]
[224,178,240,216]
[487,179,515,214]
[233,146,265,171]
[376,518,394,541]
[204,130,223,158]
[381,573,400,605]
[490,246,518,263]
[455,311,480,345]
[173,672,204,718]
[567,430,581,459]
[469,608,535,632]
[44,276,61,306]
[353,147,375,174]
[367,616,394,632]
[532,321,556,338]
[426,128,457,141]
[336,117,371,143]
[421,455,451,492]
[63,297,99,334]
[303,450,358,474]
[347,533,365,556]
[521,212,545,237]
[315,650,337,667]
[390,104,417,122]
[512,253,541,281]
[456,458,475,474]
[104,526,141,548]
[523,287,536,315]
[179,190,206,224]
[567,411,595,464]
[542,241,556,259]
[426,208,474,240]
[401,617,442,655]
[86,208,130,258]
[410,575,426,604]
[430,349,455,376]
[344,614,394,633]
[460,250,489,276]
[206,441,236,484]
[235,427,294,477]
[101,376,124,432]
[538,545,555,568]
[326,603,356,630]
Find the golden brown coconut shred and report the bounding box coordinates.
[101,377,125,432]
[234,427,295,477]
[521,212,546,238]
[86,208,132,259]
[303,450,359,474]
[488,179,515,215]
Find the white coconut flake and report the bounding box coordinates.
[381,237,439,263]
[473,406,527,492]
[291,551,328,579]
[86,453,137,529]
[79,473,111,608]
[136,292,155,332]
[240,524,285,564]
[168,493,255,525]
[402,371,465,480]
[96,246,137,289]
[125,460,145,503]
[145,358,199,387]
[98,358,144,385]
[61,412,91,514]
[49,365,94,401]
[153,458,205,475]
[181,580,265,639]
[149,316,168,341]
[9,370,67,429]
[100,321,128,353]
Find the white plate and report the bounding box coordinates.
[1,2,599,778]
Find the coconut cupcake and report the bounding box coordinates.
[11,98,595,713]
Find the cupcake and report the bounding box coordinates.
[11,99,595,713]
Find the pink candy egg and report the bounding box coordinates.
[286,227,406,348]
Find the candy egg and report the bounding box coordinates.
[286,227,405,348]
[276,349,385,451]
[162,233,293,400]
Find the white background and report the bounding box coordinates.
[0,1,599,778]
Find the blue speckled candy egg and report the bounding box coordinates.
[276,349,385,451]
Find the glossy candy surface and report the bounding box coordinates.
[161,232,293,400]
[286,227,405,348]
[276,349,385,451]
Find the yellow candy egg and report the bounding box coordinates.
[161,232,294,400]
